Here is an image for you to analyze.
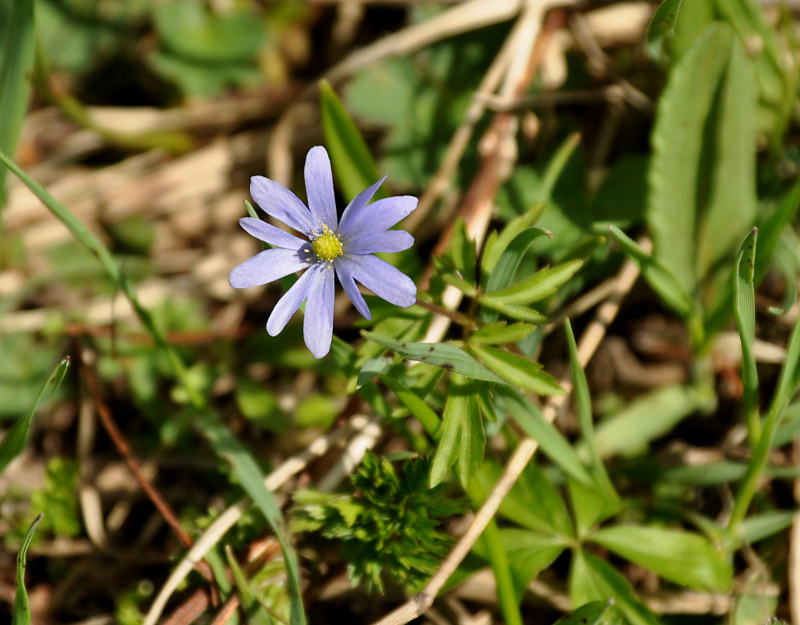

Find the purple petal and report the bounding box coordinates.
[344,230,414,255]
[229,248,311,289]
[251,175,318,236]
[304,146,337,229]
[239,218,307,250]
[338,254,416,307]
[334,259,371,319]
[303,265,335,358]
[337,177,387,239]
[339,195,417,243]
[266,263,321,336]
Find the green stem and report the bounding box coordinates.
[468,481,523,625]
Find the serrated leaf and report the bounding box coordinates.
[320,80,384,202]
[469,322,537,345]
[361,331,508,385]
[0,357,70,474]
[470,345,563,396]
[13,514,43,625]
[590,525,732,591]
[430,375,483,487]
[483,259,583,305]
[608,225,693,319]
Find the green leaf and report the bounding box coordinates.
[648,22,758,317]
[0,357,70,474]
[478,299,548,324]
[470,345,563,396]
[500,529,565,598]
[225,546,274,625]
[570,550,661,625]
[733,228,759,442]
[590,524,733,591]
[194,411,306,625]
[591,385,706,458]
[567,478,619,538]
[431,375,484,487]
[361,332,508,385]
[607,225,693,319]
[469,322,537,346]
[446,218,477,285]
[478,461,573,538]
[646,0,683,63]
[320,79,383,202]
[13,514,43,625]
[0,0,34,210]
[553,600,614,625]
[498,387,594,487]
[379,374,441,436]
[740,510,795,545]
[483,259,583,306]
[483,225,549,287]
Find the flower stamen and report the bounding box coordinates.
[311,224,343,262]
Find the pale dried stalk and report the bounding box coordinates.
[143,415,378,625]
[371,247,643,625]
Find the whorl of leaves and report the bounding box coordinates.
[293,451,464,593]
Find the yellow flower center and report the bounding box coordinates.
[311,226,343,262]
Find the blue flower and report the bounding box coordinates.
[230,146,417,358]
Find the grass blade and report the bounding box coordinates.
[13,513,43,625]
[733,228,759,444]
[0,357,70,474]
[0,0,35,210]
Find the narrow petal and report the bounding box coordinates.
[334,259,371,319]
[339,195,417,243]
[338,254,416,307]
[303,265,336,358]
[239,218,307,250]
[344,230,414,255]
[251,175,318,236]
[304,146,337,229]
[337,177,387,239]
[266,263,321,336]
[229,248,311,289]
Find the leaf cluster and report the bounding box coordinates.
[293,451,464,593]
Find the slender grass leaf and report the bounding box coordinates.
[469,322,537,346]
[225,545,274,625]
[320,79,383,201]
[13,513,43,625]
[478,298,548,324]
[733,228,759,443]
[361,331,508,385]
[379,374,441,436]
[591,524,732,591]
[564,320,617,501]
[483,259,583,305]
[195,411,305,625]
[0,357,70,473]
[570,550,661,625]
[0,0,34,210]
[498,387,594,487]
[470,345,563,396]
[608,225,693,318]
[553,600,613,625]
[740,510,795,545]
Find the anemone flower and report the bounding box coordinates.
[230,146,417,358]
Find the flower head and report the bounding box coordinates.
[230,146,417,358]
